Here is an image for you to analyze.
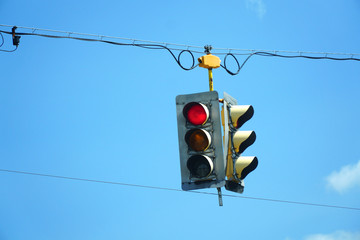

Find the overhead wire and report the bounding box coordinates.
[0,23,206,53]
[221,53,254,76]
[0,32,18,52]
[0,29,198,70]
[1,23,360,57]
[220,51,360,75]
[253,51,360,61]
[1,24,360,75]
[1,168,359,211]
[0,32,4,47]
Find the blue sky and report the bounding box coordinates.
[1,0,360,240]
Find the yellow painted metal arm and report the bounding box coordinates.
[198,53,220,92]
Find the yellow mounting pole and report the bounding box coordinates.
[198,46,223,206]
[208,68,214,91]
[198,51,221,91]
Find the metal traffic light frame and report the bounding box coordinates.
[176,91,226,192]
[222,92,245,193]
[222,91,258,194]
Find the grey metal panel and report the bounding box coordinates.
[176,91,225,190]
[222,92,238,165]
[223,92,238,105]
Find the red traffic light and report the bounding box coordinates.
[183,102,209,125]
[176,91,225,191]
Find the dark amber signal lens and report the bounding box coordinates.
[185,129,211,151]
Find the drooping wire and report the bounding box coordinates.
[1,26,360,75]
[0,32,18,52]
[2,23,360,58]
[0,32,4,47]
[1,168,359,211]
[254,51,360,61]
[0,45,18,52]
[0,29,198,70]
[221,53,255,76]
[221,51,360,75]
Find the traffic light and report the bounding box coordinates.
[176,91,226,190]
[222,92,258,193]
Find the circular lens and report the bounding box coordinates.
[185,129,211,151]
[187,155,213,178]
[183,102,209,125]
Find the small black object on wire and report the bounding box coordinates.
[11,26,21,46]
[0,26,19,52]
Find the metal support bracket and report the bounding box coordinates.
[217,187,223,206]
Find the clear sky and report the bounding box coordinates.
[1,0,360,240]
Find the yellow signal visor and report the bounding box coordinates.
[232,131,256,154]
[187,155,214,178]
[229,105,254,129]
[234,156,258,180]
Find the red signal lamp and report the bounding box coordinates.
[183,102,209,125]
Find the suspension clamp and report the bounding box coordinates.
[12,26,21,46]
[198,45,221,69]
[198,54,221,69]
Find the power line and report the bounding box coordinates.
[0,32,18,52]
[0,28,199,71]
[1,168,359,211]
[0,24,205,54]
[1,24,360,76]
[1,23,360,57]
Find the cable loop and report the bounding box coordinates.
[0,32,4,48]
[222,53,241,75]
[0,30,19,52]
[177,49,197,71]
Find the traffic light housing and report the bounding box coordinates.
[176,91,226,190]
[222,92,258,193]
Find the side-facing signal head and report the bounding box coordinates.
[229,105,254,129]
[234,156,258,180]
[232,130,256,154]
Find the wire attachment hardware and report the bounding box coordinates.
[204,45,212,54]
[198,45,221,91]
[217,187,223,206]
[12,26,21,46]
